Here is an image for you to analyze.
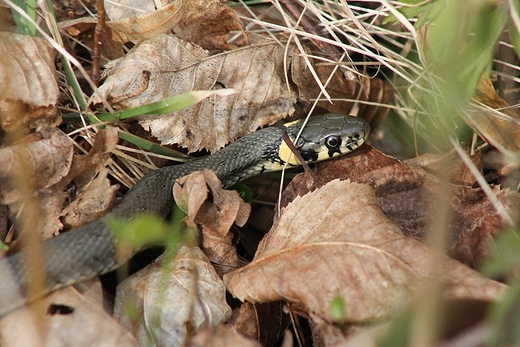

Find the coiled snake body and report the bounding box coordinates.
[0,113,369,316]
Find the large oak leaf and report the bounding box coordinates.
[95,35,308,152]
[282,145,519,265]
[224,180,505,324]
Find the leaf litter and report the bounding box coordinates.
[0,284,139,347]
[225,301,290,347]
[0,32,60,133]
[281,145,519,266]
[94,34,310,152]
[104,0,245,51]
[173,170,250,276]
[224,179,506,324]
[0,128,73,205]
[1,0,520,346]
[0,127,118,239]
[114,245,232,347]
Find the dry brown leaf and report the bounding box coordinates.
[226,301,290,347]
[174,170,250,276]
[174,170,251,234]
[224,180,505,324]
[0,127,73,205]
[95,34,308,152]
[61,167,119,229]
[38,190,69,239]
[106,3,184,43]
[463,76,520,152]
[0,286,138,347]
[101,0,245,56]
[59,128,119,230]
[59,18,125,60]
[0,128,118,238]
[171,0,247,51]
[105,0,245,50]
[41,128,118,237]
[44,288,138,347]
[0,32,59,133]
[66,127,119,179]
[114,246,232,347]
[187,325,262,347]
[282,145,519,265]
[405,150,483,186]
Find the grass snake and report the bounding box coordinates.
[0,113,369,316]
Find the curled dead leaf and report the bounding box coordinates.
[174,170,250,275]
[465,76,520,152]
[171,0,247,51]
[0,128,118,239]
[0,127,73,205]
[61,167,119,229]
[0,32,59,133]
[104,0,245,50]
[60,127,119,230]
[174,170,251,233]
[66,127,119,179]
[106,3,184,43]
[224,180,505,324]
[114,246,231,347]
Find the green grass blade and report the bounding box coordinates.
[65,89,235,159]
[10,0,36,35]
[96,89,235,122]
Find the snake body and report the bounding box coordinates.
[0,113,369,316]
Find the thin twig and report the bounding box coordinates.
[91,0,105,85]
[281,126,312,174]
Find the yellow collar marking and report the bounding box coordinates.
[278,138,302,166]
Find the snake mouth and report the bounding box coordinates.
[354,121,370,143]
[344,121,370,152]
[344,137,362,152]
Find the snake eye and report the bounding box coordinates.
[325,136,341,149]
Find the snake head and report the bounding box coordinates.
[296,114,370,163]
